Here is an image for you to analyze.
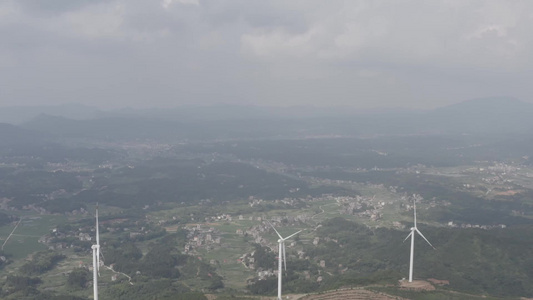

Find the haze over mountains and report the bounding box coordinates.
[1,97,532,142]
[1,96,532,169]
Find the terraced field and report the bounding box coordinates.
[297,288,407,300]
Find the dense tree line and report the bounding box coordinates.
[248,217,533,297]
[251,243,276,270]
[20,251,65,276]
[66,158,344,210]
[0,275,84,300]
[0,212,17,226]
[309,218,533,297]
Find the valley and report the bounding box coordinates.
[0,100,533,299]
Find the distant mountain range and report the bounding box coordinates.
[0,123,45,145]
[0,103,103,125]
[426,97,533,135]
[1,97,532,143]
[0,122,55,158]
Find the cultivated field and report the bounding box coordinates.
[296,288,408,300]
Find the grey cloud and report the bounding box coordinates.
[16,0,109,15]
[0,0,532,109]
[240,1,532,70]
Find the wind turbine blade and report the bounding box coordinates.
[415,228,435,249]
[284,230,302,240]
[96,202,101,275]
[413,199,417,228]
[97,247,100,273]
[403,231,413,243]
[283,243,287,271]
[96,203,100,246]
[267,221,283,239]
[96,204,100,272]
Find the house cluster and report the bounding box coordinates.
[312,236,338,248]
[402,193,448,211]
[205,213,233,222]
[21,204,47,214]
[446,221,506,230]
[236,215,309,245]
[46,161,93,173]
[256,269,276,280]
[481,175,513,186]
[338,195,384,221]
[303,177,359,189]
[248,197,264,207]
[240,250,272,275]
[473,162,521,187]
[236,222,273,245]
[39,217,158,251]
[251,194,336,212]
[183,224,221,253]
[38,227,91,250]
[272,197,304,207]
[486,162,520,174]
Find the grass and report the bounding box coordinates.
[0,214,69,260]
[196,233,254,289]
[192,219,309,290]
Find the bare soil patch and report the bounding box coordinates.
[494,190,521,196]
[399,279,435,291]
[163,225,179,232]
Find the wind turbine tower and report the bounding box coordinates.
[404,199,435,282]
[268,222,302,300]
[92,243,99,300]
[92,204,102,300]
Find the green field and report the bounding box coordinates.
[0,214,69,260]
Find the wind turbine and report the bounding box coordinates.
[268,222,302,300]
[404,199,435,282]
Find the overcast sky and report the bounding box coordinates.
[0,0,532,110]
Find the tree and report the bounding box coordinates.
[67,268,90,289]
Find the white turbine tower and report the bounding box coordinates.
[268,222,302,300]
[404,199,435,282]
[92,243,99,300]
[92,204,103,300]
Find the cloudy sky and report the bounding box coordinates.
[0,0,532,109]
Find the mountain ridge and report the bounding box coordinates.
[8,97,533,140]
